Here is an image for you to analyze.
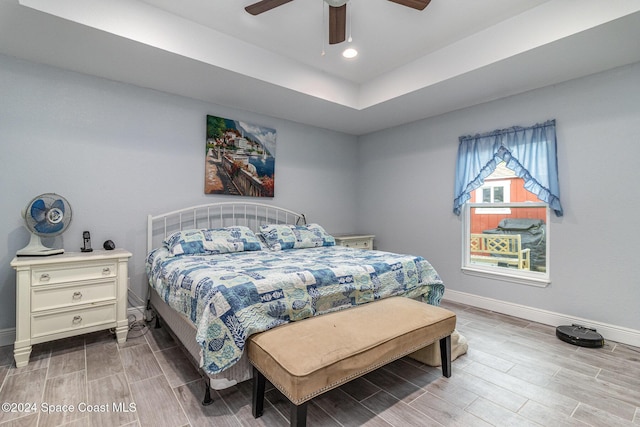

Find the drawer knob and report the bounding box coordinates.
[72,315,82,324]
[102,267,111,275]
[364,242,368,247]
[72,291,83,300]
[40,273,50,282]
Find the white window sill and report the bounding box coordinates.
[462,265,550,288]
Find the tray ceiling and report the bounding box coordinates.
[1,0,639,135]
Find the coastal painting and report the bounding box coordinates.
[205,115,276,197]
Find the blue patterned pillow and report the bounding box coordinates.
[260,223,335,251]
[164,226,263,256]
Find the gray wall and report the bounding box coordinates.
[2,52,639,336]
[357,62,640,331]
[0,54,359,331]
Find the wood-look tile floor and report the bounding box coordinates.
[1,300,639,426]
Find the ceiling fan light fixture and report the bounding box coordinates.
[324,0,348,7]
[342,47,358,58]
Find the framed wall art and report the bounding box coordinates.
[205,115,276,197]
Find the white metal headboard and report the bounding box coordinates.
[147,202,306,253]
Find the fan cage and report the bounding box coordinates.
[24,193,73,237]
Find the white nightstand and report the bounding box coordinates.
[333,234,375,250]
[10,249,132,367]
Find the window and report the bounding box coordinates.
[474,178,511,214]
[464,169,550,286]
[453,120,561,286]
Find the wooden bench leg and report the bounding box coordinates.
[440,335,452,378]
[252,365,308,426]
[290,402,307,427]
[252,367,266,418]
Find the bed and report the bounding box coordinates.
[145,202,448,396]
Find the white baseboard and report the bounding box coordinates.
[127,305,147,322]
[443,289,640,348]
[0,306,148,348]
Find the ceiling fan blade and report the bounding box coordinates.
[329,4,346,45]
[245,0,294,15]
[388,0,431,11]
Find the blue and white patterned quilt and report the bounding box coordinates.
[146,246,445,374]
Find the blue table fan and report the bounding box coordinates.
[16,193,72,257]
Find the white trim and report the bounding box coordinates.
[443,289,640,348]
[462,266,550,287]
[127,306,147,322]
[0,306,148,348]
[462,202,551,284]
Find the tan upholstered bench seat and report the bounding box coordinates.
[247,297,457,426]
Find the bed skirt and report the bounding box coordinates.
[149,289,253,389]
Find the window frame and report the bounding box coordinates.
[462,202,551,287]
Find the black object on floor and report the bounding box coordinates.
[556,324,604,348]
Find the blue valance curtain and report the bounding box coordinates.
[453,119,563,216]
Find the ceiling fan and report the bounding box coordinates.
[245,0,432,45]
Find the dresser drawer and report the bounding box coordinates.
[31,262,117,286]
[31,303,116,339]
[31,280,117,312]
[334,235,375,250]
[339,238,372,249]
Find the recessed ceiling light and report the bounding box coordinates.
[342,48,358,59]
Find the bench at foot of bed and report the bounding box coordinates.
[246,297,457,427]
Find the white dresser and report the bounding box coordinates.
[333,234,375,250]
[10,249,131,367]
